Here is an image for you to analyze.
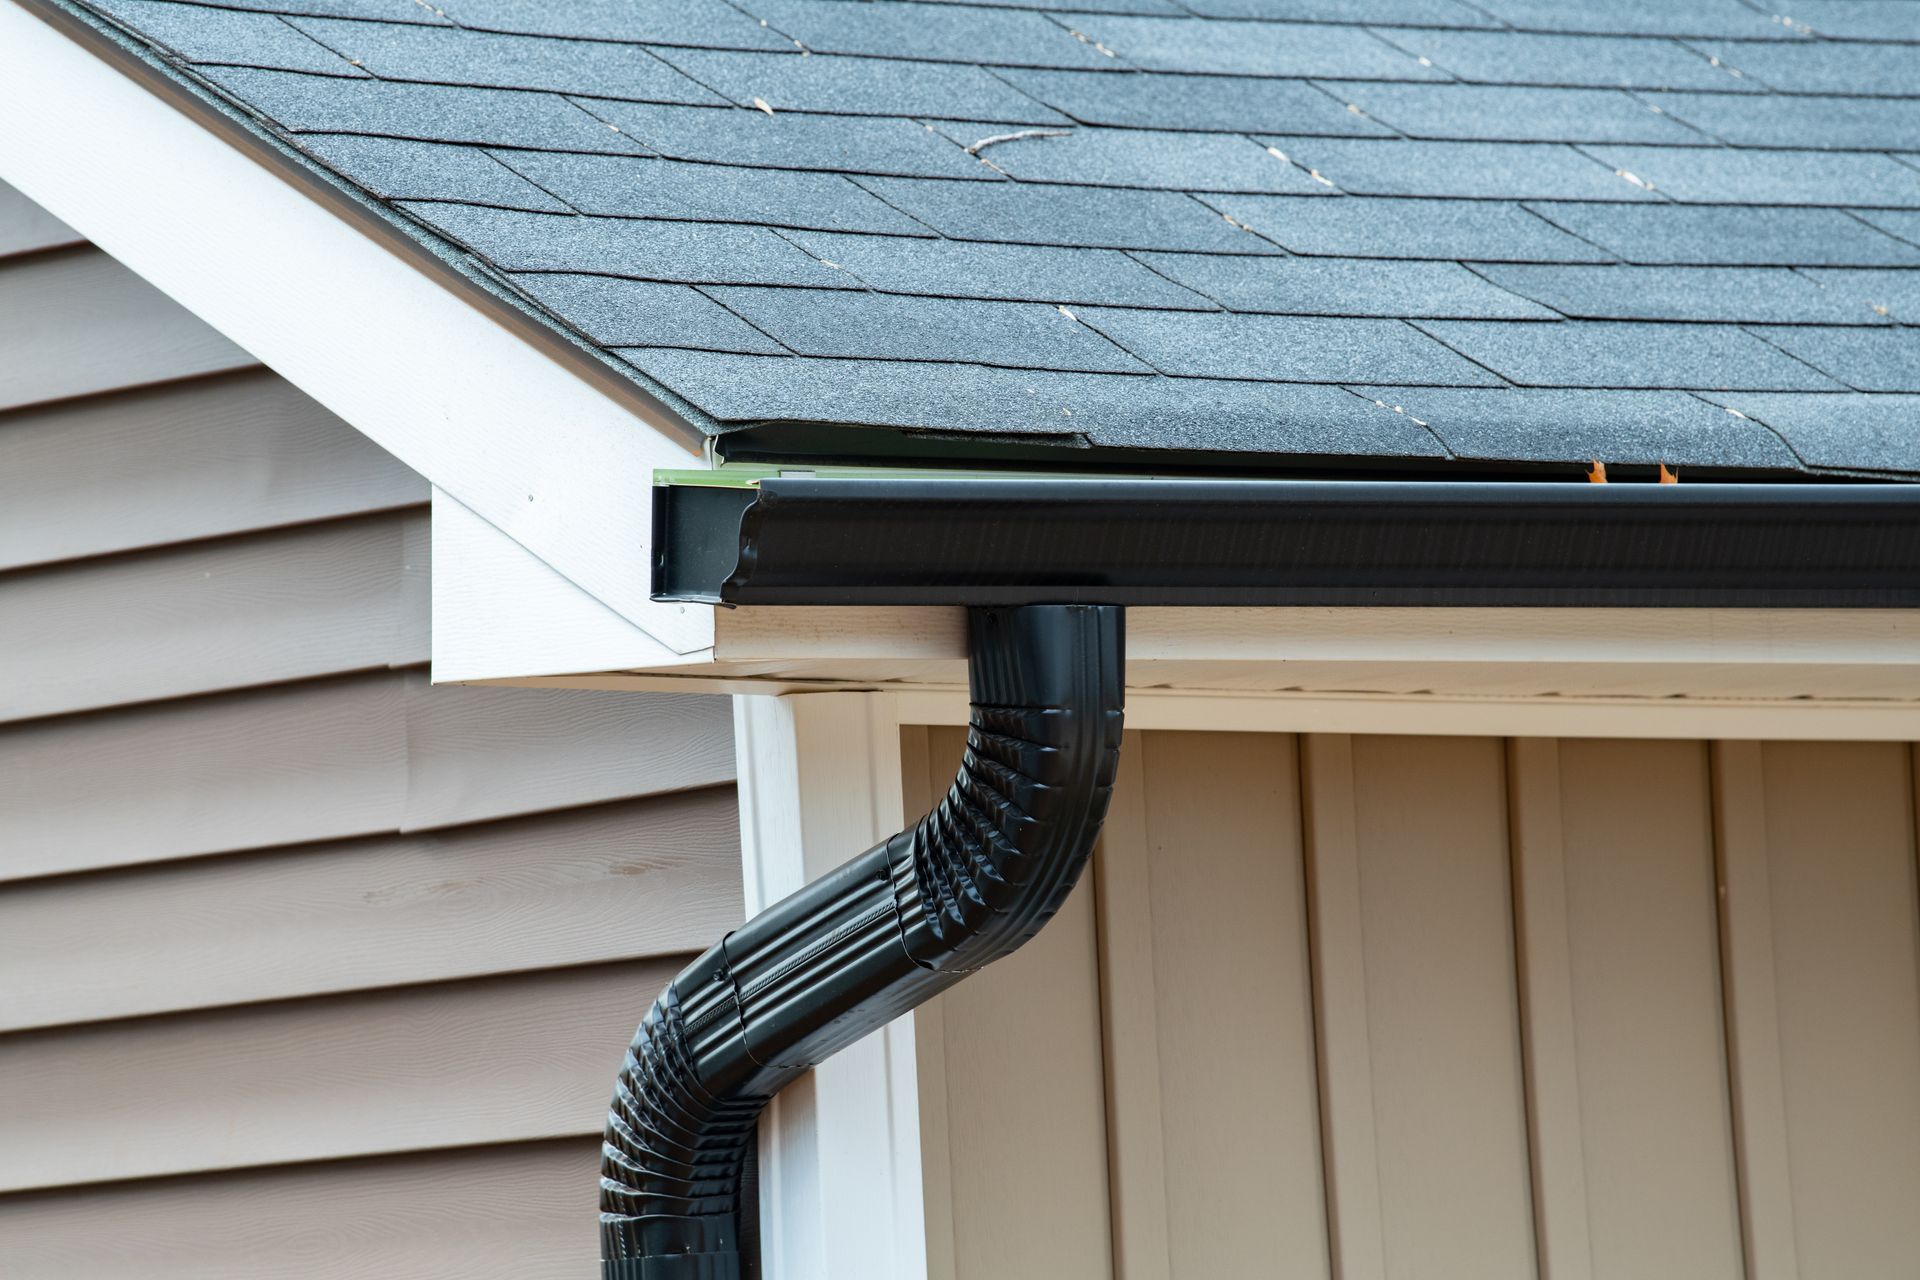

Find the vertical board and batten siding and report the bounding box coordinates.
[913,728,1920,1280]
[0,180,743,1277]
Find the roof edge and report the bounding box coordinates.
[22,0,716,446]
[0,0,715,653]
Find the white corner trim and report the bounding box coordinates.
[430,487,711,681]
[0,0,713,655]
[733,692,929,1280]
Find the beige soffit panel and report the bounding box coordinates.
[1097,731,1328,1280]
[1746,741,1920,1276]
[0,368,427,571]
[0,247,252,411]
[1512,739,1744,1279]
[0,175,81,259]
[906,726,1114,1280]
[0,509,428,722]
[0,787,741,1032]
[0,1138,602,1280]
[0,669,735,880]
[0,959,680,1192]
[1303,734,1536,1280]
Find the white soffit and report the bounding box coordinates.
[0,0,714,655]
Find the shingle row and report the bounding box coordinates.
[72,0,1920,477]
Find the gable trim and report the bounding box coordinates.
[0,0,714,655]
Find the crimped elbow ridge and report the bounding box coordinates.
[600,604,1125,1279]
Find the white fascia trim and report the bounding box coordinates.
[0,0,713,655]
[733,692,929,1280]
[431,486,710,680]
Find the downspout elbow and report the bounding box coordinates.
[599,604,1125,1279]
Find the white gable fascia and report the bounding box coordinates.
[0,0,713,656]
[431,486,707,680]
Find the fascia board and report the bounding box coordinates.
[431,487,712,681]
[0,0,714,655]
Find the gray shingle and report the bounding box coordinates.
[1800,267,1920,322]
[1070,379,1445,454]
[1853,208,1920,249]
[1582,145,1920,208]
[1064,14,1447,78]
[1177,0,1500,25]
[1350,385,1804,467]
[1134,252,1558,317]
[856,177,1273,251]
[201,67,649,151]
[962,126,1334,194]
[623,349,1448,456]
[79,0,1920,476]
[1691,39,1920,96]
[912,0,1183,13]
[1381,29,1759,91]
[1080,310,1504,382]
[1416,319,1846,389]
[587,102,990,178]
[1778,1,1920,42]
[1324,82,1710,144]
[1646,92,1920,152]
[294,134,570,209]
[736,0,1112,67]
[654,49,1068,122]
[1465,0,1782,38]
[1474,263,1900,324]
[622,348,1110,430]
[432,0,794,50]
[995,69,1392,134]
[1747,325,1920,392]
[494,152,932,233]
[103,0,445,23]
[398,203,845,284]
[705,287,1152,371]
[93,0,362,74]
[508,274,788,351]
[1702,391,1920,472]
[290,18,727,103]
[1259,136,1655,201]
[1206,194,1615,261]
[1526,202,1920,266]
[782,230,1215,306]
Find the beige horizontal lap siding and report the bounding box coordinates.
[0,368,427,570]
[0,508,430,721]
[0,788,741,1032]
[0,186,740,1278]
[0,178,81,259]
[0,959,683,1192]
[0,245,253,412]
[0,669,734,879]
[0,1138,602,1280]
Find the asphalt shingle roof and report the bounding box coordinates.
[60,0,1920,477]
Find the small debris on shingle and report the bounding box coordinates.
[965,128,1072,156]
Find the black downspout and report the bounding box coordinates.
[600,604,1125,1279]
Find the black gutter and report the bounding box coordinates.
[613,471,1919,1277]
[655,477,1920,608]
[602,605,1122,1279]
